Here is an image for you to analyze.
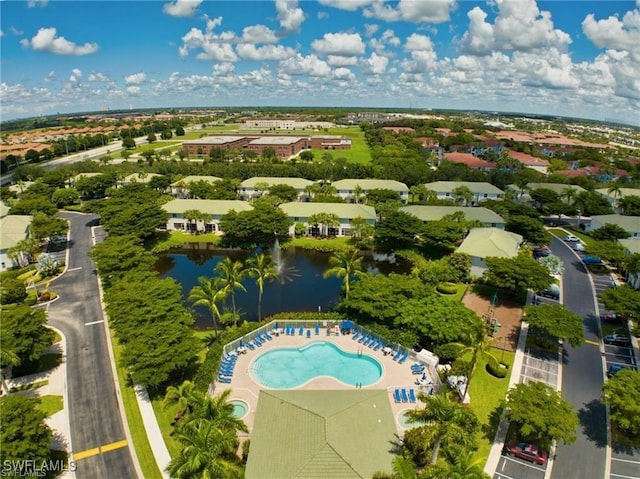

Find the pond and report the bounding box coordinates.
[156,244,411,329]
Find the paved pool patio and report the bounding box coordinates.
[213,325,440,437]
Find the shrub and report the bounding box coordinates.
[0,278,28,304]
[486,359,509,378]
[434,343,464,364]
[437,282,458,295]
[38,291,51,302]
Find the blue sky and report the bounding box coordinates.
[1,0,639,125]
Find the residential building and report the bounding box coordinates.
[618,238,640,290]
[400,206,505,228]
[163,199,252,233]
[239,177,314,201]
[170,175,223,198]
[330,179,410,204]
[507,183,586,202]
[422,181,504,205]
[116,173,162,188]
[242,119,334,130]
[457,228,523,277]
[506,150,551,174]
[307,135,352,150]
[586,214,640,238]
[0,214,33,271]
[595,188,640,210]
[279,202,376,237]
[441,152,496,171]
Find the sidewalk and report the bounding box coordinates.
[7,330,76,479]
[133,383,171,479]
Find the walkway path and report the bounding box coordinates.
[133,383,171,479]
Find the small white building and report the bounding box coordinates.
[0,213,33,271]
[595,188,640,211]
[400,206,505,228]
[456,228,523,277]
[239,177,314,201]
[586,214,640,238]
[330,179,410,204]
[116,173,162,188]
[618,238,640,290]
[423,181,504,205]
[279,202,377,237]
[163,199,252,233]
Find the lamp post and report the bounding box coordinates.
[576,209,581,229]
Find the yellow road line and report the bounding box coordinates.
[101,440,128,453]
[74,447,100,460]
[585,339,600,346]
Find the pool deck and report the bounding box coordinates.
[214,330,438,437]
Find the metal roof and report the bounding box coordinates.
[245,389,396,479]
[331,179,409,192]
[162,199,252,215]
[279,202,377,221]
[591,214,640,233]
[170,175,222,186]
[456,227,522,259]
[423,181,504,195]
[400,205,505,224]
[240,177,314,189]
[250,137,305,145]
[0,215,32,250]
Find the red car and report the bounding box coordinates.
[504,442,548,465]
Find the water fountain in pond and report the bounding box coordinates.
[271,235,299,283]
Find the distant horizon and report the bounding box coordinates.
[2,1,639,125]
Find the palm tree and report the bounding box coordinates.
[167,420,244,479]
[353,184,364,204]
[391,455,418,479]
[405,393,478,465]
[187,277,227,337]
[607,182,623,207]
[323,249,366,300]
[422,445,489,479]
[246,253,279,321]
[163,380,198,424]
[561,186,578,205]
[214,258,247,326]
[187,389,248,434]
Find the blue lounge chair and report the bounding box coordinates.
[315,324,320,335]
[306,329,311,338]
[264,332,272,340]
[253,339,261,348]
[352,331,360,341]
[392,350,401,361]
[246,342,255,351]
[401,389,409,403]
[394,389,401,403]
[359,334,367,344]
[374,341,382,351]
[409,389,417,403]
[398,352,408,364]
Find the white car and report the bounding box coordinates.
[573,242,585,252]
[564,234,579,242]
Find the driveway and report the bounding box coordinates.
[47,213,138,478]
[549,237,608,479]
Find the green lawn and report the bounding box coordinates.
[120,141,181,157]
[111,333,163,479]
[437,283,468,302]
[151,399,182,458]
[10,379,49,393]
[150,231,222,253]
[548,227,597,249]
[466,347,516,462]
[38,395,63,417]
[288,236,352,252]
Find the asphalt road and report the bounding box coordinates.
[550,236,608,479]
[47,212,138,478]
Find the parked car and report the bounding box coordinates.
[601,313,626,324]
[538,285,560,300]
[533,246,551,258]
[604,333,631,346]
[607,364,629,377]
[572,242,585,252]
[583,256,602,264]
[564,234,579,242]
[504,442,549,465]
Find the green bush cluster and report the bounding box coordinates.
[436,282,458,295]
[486,358,509,378]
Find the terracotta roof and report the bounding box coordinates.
[507,150,550,167]
[443,152,496,169]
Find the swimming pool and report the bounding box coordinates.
[251,341,383,389]
[229,400,249,419]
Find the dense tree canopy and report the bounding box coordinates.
[375,210,424,251]
[89,235,156,287]
[505,215,551,245]
[523,304,585,347]
[484,253,554,296]
[603,369,640,439]
[29,212,69,242]
[591,223,631,241]
[0,304,55,366]
[598,285,640,320]
[219,202,290,248]
[503,381,579,449]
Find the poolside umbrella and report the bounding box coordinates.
[342,321,353,332]
[315,324,319,335]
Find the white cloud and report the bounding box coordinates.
[0,30,5,38]
[23,27,98,56]
[460,0,572,56]
[404,33,433,52]
[10,27,24,36]
[124,72,147,85]
[312,32,365,56]
[126,86,142,95]
[363,0,455,23]
[213,63,235,76]
[237,43,296,61]
[333,67,356,81]
[70,68,82,83]
[206,16,224,32]
[582,9,640,53]
[381,29,400,47]
[279,53,332,77]
[275,0,305,34]
[179,24,239,62]
[27,0,48,7]
[318,0,375,11]
[364,24,379,37]
[360,52,388,74]
[88,72,110,82]
[401,34,438,73]
[43,71,56,82]
[327,55,358,66]
[163,0,202,18]
[317,11,329,20]
[240,25,278,44]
